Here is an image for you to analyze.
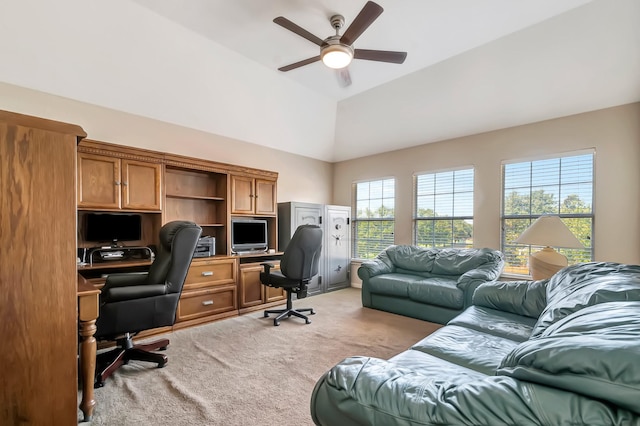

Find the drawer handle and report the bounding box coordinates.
[202,300,214,306]
[201,271,214,277]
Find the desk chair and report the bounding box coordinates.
[260,224,323,326]
[94,221,201,387]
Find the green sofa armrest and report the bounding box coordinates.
[457,260,504,306]
[357,253,395,280]
[310,356,638,425]
[472,279,548,318]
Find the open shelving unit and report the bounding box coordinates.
[164,166,228,255]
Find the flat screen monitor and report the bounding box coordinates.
[84,213,142,244]
[231,219,268,253]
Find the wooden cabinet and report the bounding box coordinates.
[77,152,162,211]
[75,140,281,331]
[238,260,284,311]
[164,165,228,254]
[1,110,86,425]
[176,258,238,327]
[231,175,276,215]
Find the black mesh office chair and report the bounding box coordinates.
[94,220,201,387]
[260,224,323,326]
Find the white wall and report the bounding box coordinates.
[0,0,337,161]
[333,103,640,264]
[0,82,334,205]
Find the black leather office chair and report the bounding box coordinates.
[94,220,201,387]
[260,224,323,326]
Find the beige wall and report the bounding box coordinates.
[0,82,334,205]
[3,83,638,264]
[333,103,640,264]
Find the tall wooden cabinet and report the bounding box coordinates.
[278,202,351,295]
[1,110,86,425]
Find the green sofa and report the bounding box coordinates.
[358,245,505,324]
[311,262,640,425]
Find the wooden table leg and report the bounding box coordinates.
[78,318,97,421]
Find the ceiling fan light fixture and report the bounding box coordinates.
[321,44,353,69]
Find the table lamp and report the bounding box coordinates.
[514,215,584,280]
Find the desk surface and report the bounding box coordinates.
[78,259,153,271]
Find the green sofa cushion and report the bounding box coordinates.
[386,245,437,272]
[498,301,640,414]
[448,306,536,342]
[407,277,463,308]
[412,325,519,375]
[432,248,499,276]
[531,262,640,337]
[366,273,415,297]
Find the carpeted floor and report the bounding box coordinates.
[79,287,440,425]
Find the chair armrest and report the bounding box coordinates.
[102,284,167,303]
[472,279,548,318]
[261,262,275,274]
[104,272,149,288]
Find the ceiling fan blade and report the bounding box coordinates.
[278,56,321,72]
[354,49,407,64]
[336,68,352,88]
[340,1,384,46]
[273,17,324,47]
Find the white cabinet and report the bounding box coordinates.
[278,202,351,295]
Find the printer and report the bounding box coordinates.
[193,236,216,258]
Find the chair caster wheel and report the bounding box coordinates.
[158,361,167,368]
[305,320,311,324]
[94,381,104,389]
[274,321,280,326]
[159,346,168,351]
[264,313,269,318]
[310,310,316,315]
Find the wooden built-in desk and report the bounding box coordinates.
[77,275,100,422]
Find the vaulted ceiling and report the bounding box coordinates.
[0,0,638,162]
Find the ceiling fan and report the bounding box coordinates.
[273,1,407,86]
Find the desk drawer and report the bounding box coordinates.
[178,285,237,321]
[185,258,236,290]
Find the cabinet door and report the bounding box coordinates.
[255,179,276,215]
[238,263,265,307]
[325,206,351,291]
[121,160,162,210]
[230,175,255,214]
[77,153,121,209]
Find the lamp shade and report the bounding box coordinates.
[321,44,353,69]
[514,215,584,248]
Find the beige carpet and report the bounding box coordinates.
[79,287,440,425]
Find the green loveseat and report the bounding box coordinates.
[311,262,640,425]
[358,245,505,324]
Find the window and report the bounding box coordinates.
[502,152,594,275]
[353,178,395,259]
[414,168,474,248]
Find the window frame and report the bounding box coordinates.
[500,150,595,276]
[413,166,475,249]
[351,177,396,260]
